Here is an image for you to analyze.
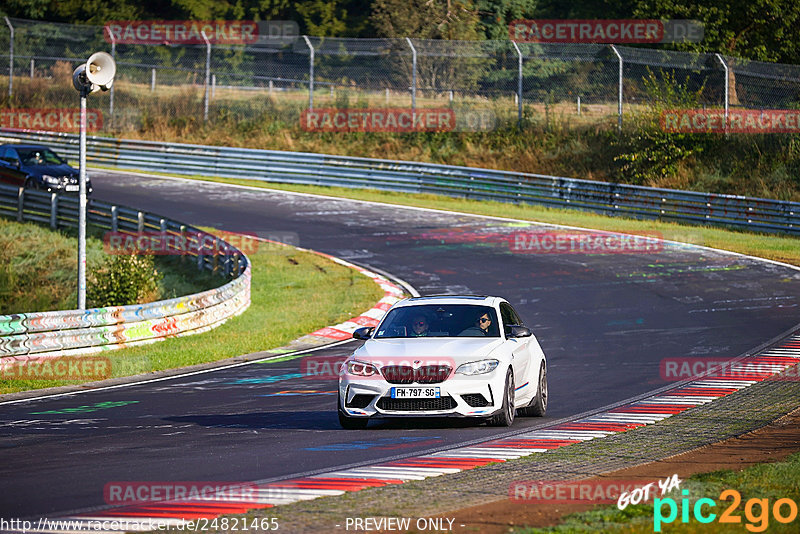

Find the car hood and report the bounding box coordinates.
[25,163,77,177]
[352,337,503,367]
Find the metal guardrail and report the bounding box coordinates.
[1,129,798,235]
[0,183,251,358]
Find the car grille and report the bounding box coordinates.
[377,396,457,411]
[461,393,490,407]
[381,365,452,384]
[345,394,375,409]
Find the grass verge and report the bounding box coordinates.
[102,169,800,268]
[518,450,800,533]
[0,218,219,314]
[0,218,104,312]
[0,232,384,394]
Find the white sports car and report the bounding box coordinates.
[338,295,548,429]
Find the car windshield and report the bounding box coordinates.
[374,304,500,338]
[17,148,66,166]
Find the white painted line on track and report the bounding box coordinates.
[91,167,800,275]
[0,338,354,407]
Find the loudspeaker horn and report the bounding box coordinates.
[85,52,116,91]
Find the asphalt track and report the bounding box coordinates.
[1,170,799,520]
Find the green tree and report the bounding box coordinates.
[296,0,345,36]
[371,0,482,39]
[475,0,538,40]
[0,0,371,37]
[1,0,141,24]
[613,69,710,185]
[371,0,487,93]
[534,0,637,20]
[632,0,800,64]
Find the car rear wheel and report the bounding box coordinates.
[519,362,547,417]
[338,392,369,429]
[488,368,515,427]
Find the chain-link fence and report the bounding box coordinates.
[1,17,800,134]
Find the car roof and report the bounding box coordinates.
[394,295,504,307]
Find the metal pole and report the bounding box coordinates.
[212,74,216,98]
[4,17,13,97]
[30,58,34,79]
[610,44,623,132]
[715,53,729,132]
[50,192,58,230]
[511,40,523,124]
[151,68,155,91]
[202,30,211,121]
[78,90,88,310]
[577,96,581,115]
[109,33,116,118]
[405,37,416,111]
[302,35,314,110]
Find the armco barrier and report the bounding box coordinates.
[0,183,250,359]
[1,129,798,235]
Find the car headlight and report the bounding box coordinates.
[345,360,378,377]
[455,359,499,375]
[42,175,60,185]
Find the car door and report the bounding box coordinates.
[500,302,532,401]
[0,148,27,187]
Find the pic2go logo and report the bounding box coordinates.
[653,489,799,532]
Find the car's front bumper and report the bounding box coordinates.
[339,370,506,419]
[43,183,92,194]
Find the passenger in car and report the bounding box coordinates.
[459,312,493,336]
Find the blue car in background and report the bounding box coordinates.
[0,144,92,194]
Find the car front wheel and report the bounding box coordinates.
[519,362,547,417]
[488,368,515,427]
[338,392,369,429]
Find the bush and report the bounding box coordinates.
[613,69,711,185]
[87,255,162,308]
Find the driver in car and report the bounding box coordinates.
[410,315,430,337]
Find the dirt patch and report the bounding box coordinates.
[448,407,800,533]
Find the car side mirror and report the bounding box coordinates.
[12,159,20,168]
[352,326,374,340]
[505,325,532,338]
